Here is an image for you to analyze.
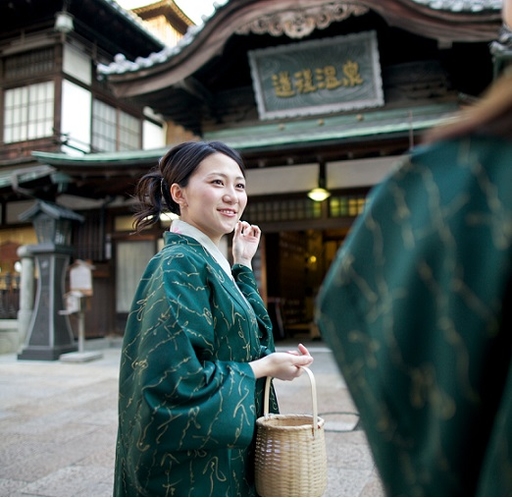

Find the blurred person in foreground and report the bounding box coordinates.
[114,141,313,497]
[315,3,512,495]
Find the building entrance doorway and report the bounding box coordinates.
[263,228,347,341]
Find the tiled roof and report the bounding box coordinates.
[203,102,460,150]
[27,102,458,169]
[101,0,166,48]
[98,0,502,77]
[414,0,501,9]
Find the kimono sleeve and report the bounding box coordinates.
[232,263,274,355]
[119,247,258,457]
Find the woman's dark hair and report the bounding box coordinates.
[422,72,512,144]
[132,141,245,233]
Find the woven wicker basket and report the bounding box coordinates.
[254,367,327,497]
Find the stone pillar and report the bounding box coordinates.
[16,200,84,361]
[18,243,77,360]
[16,245,35,351]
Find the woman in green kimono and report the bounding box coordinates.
[114,141,313,497]
[315,46,512,497]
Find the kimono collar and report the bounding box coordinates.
[170,219,233,280]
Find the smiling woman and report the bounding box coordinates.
[113,140,314,497]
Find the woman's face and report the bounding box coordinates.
[171,152,247,245]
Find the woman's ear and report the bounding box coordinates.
[170,183,186,208]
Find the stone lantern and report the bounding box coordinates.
[17,200,84,361]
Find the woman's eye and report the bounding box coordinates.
[236,183,246,190]
[212,179,223,185]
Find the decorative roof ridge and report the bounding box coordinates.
[97,0,502,77]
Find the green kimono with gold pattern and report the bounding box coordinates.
[316,136,512,496]
[114,231,276,497]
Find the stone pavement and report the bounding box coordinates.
[0,339,384,497]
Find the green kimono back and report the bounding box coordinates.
[316,136,512,496]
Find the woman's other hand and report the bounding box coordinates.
[250,343,314,380]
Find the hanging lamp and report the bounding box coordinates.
[307,161,331,202]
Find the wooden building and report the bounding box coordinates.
[0,0,508,341]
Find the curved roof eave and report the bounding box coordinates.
[31,149,168,169]
[98,0,502,99]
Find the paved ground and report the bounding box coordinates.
[0,339,384,497]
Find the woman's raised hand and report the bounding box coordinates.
[232,221,261,268]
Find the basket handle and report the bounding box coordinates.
[263,366,320,437]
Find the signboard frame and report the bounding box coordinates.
[248,31,384,120]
